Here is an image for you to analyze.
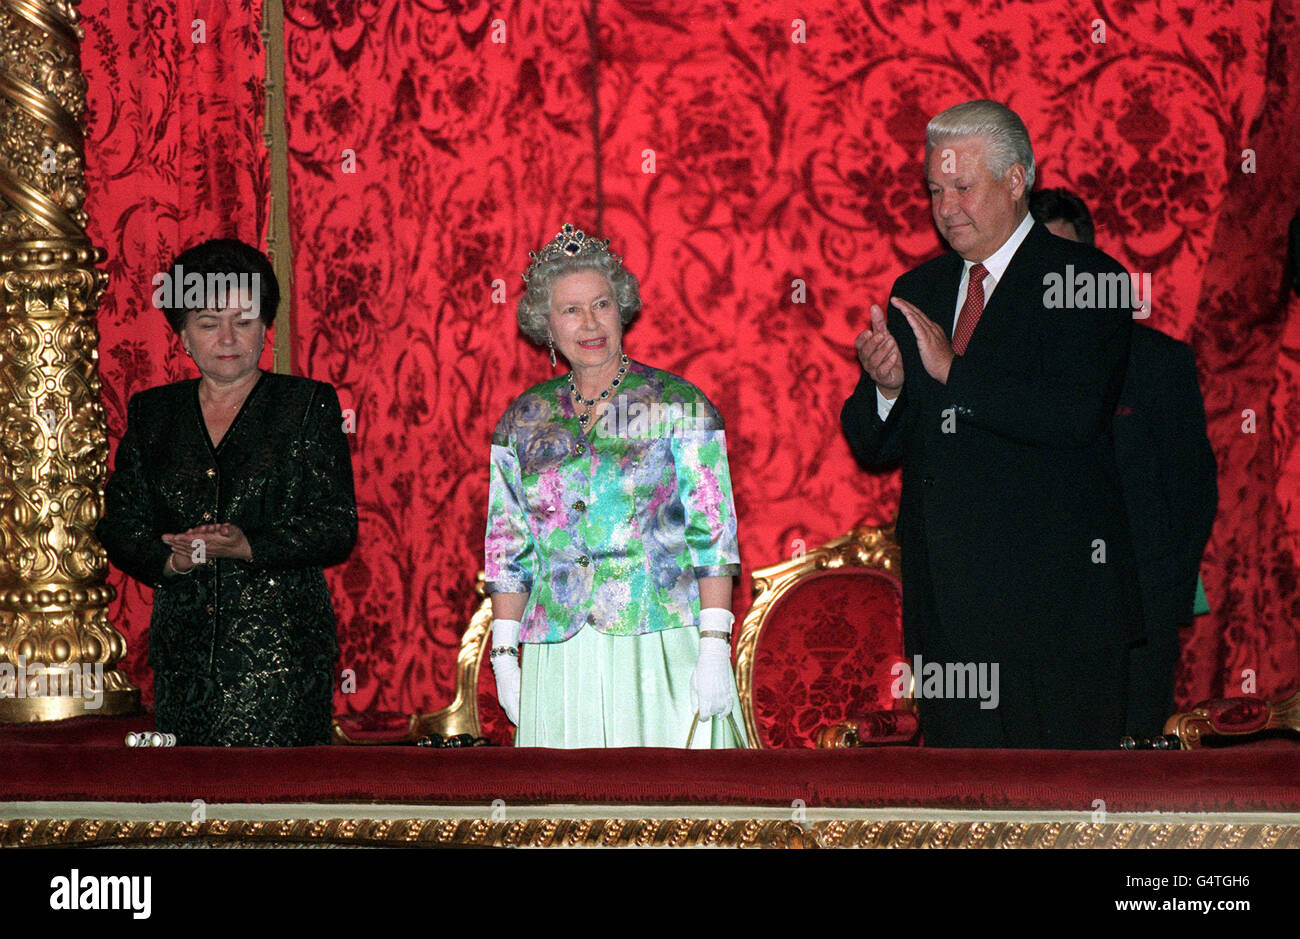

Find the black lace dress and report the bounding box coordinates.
[99,371,358,746]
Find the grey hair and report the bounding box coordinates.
[925,99,1036,190]
[516,252,641,346]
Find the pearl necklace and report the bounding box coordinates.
[568,353,629,426]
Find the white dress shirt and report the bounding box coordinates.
[875,211,1036,420]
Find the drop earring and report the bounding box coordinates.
[548,339,556,369]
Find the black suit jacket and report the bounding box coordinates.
[1113,325,1217,734]
[98,372,358,745]
[841,221,1143,748]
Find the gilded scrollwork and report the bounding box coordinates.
[2,815,1297,849]
[0,0,137,720]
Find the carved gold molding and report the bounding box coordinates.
[3,816,1298,848]
[0,0,138,719]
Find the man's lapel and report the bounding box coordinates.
[933,252,963,342]
[976,221,1049,332]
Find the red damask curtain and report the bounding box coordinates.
[87,1,1300,716]
[85,0,271,709]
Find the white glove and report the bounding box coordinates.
[691,608,735,720]
[489,618,521,726]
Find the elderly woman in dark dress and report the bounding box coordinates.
[98,239,357,746]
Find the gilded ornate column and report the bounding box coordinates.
[0,0,138,719]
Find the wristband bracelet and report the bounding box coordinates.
[699,630,731,642]
[490,646,519,659]
[165,555,194,576]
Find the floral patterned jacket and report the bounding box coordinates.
[485,360,741,643]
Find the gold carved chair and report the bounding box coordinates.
[1163,688,1300,749]
[332,575,514,745]
[734,523,919,749]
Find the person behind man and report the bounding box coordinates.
[1026,187,1095,244]
[841,99,1144,749]
[1030,188,1218,737]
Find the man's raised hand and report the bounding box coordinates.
[893,297,955,385]
[854,303,904,399]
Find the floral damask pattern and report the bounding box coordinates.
[83,1,1299,720]
[282,1,598,716]
[83,0,271,709]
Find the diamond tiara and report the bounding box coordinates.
[522,222,622,283]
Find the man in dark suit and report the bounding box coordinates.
[1030,189,1218,737]
[841,100,1144,748]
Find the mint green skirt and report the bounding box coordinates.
[516,625,748,748]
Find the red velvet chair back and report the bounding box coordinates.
[736,526,907,748]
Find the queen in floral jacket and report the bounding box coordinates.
[484,224,745,748]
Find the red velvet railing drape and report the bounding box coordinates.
[84,1,1300,717]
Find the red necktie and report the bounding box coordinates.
[951,262,987,355]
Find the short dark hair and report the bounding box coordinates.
[158,238,279,333]
[1029,188,1095,245]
